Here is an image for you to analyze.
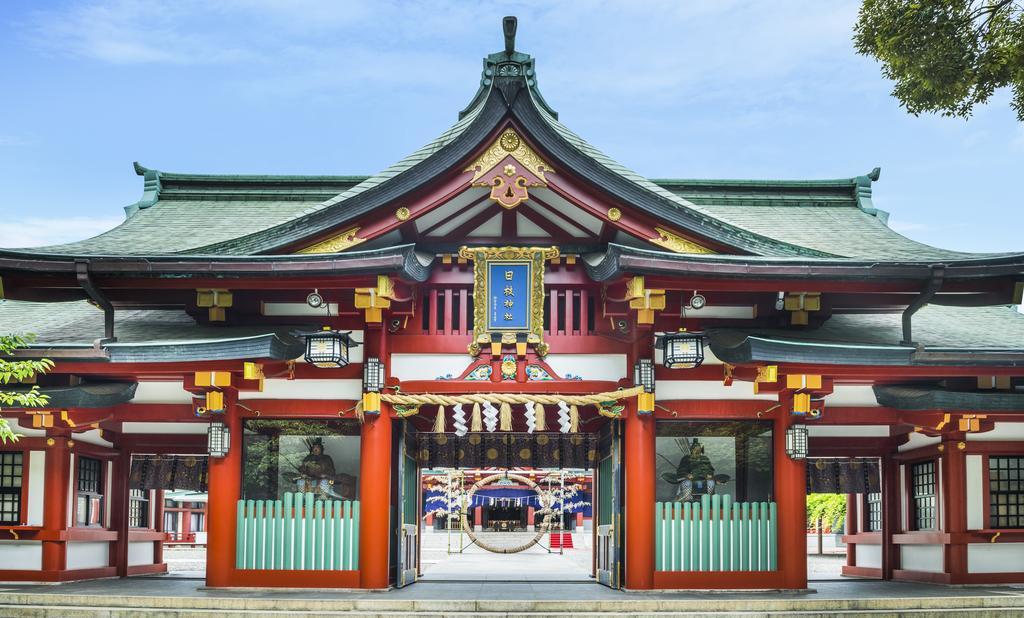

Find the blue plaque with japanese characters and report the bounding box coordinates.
[487,261,531,331]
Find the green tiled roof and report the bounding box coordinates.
[727,305,1024,350]
[0,299,297,344]
[20,169,368,256]
[7,39,1014,263]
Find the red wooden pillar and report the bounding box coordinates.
[774,412,808,589]
[154,489,166,564]
[845,493,858,568]
[41,435,71,573]
[109,450,130,577]
[941,436,968,584]
[624,396,655,590]
[205,401,241,587]
[880,454,899,579]
[359,325,392,589]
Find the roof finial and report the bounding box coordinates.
[503,16,517,55]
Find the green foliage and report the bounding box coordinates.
[807,493,848,533]
[854,0,1024,121]
[0,333,55,444]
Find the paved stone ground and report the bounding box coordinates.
[1,577,1022,601]
[166,537,848,582]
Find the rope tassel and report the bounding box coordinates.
[499,402,513,432]
[569,404,580,433]
[471,402,483,432]
[534,402,546,432]
[434,405,446,433]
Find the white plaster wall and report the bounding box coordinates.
[966,455,984,530]
[72,429,113,448]
[131,382,191,404]
[122,422,208,435]
[239,379,361,400]
[27,450,45,526]
[808,425,889,438]
[544,354,627,381]
[657,380,776,401]
[128,541,155,566]
[65,541,110,570]
[968,544,1024,573]
[826,386,881,407]
[901,545,944,572]
[899,433,941,452]
[390,354,474,381]
[967,422,1024,441]
[855,544,882,569]
[0,541,43,570]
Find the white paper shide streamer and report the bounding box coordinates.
[452,403,467,437]
[482,401,499,432]
[557,400,571,433]
[525,401,537,433]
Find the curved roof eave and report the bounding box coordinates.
[0,244,434,283]
[584,243,1024,282]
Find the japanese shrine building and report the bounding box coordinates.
[2,17,1024,590]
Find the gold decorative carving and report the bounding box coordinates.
[459,246,559,357]
[465,128,554,209]
[607,207,622,222]
[297,227,365,254]
[395,207,410,221]
[650,227,715,254]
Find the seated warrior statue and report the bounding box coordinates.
[294,437,337,498]
[660,438,731,502]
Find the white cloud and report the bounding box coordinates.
[0,216,124,249]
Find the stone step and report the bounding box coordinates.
[2,593,1024,617]
[2,606,1024,618]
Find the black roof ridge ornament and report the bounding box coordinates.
[503,16,517,55]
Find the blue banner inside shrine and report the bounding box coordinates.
[487,261,530,331]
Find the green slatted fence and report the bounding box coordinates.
[235,492,359,570]
[655,495,776,572]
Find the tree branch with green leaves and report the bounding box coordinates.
[854,0,1024,121]
[0,334,55,443]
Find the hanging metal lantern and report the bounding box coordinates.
[363,356,385,392]
[633,359,655,393]
[659,331,704,369]
[208,421,231,458]
[300,328,358,368]
[785,424,809,460]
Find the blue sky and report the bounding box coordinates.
[0,0,1021,251]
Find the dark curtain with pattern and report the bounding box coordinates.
[129,455,209,491]
[416,433,596,469]
[806,458,880,494]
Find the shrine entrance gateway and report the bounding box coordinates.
[393,421,617,587]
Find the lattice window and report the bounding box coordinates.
[75,456,104,527]
[0,452,23,525]
[129,489,149,528]
[989,456,1024,529]
[865,492,882,532]
[910,461,937,531]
